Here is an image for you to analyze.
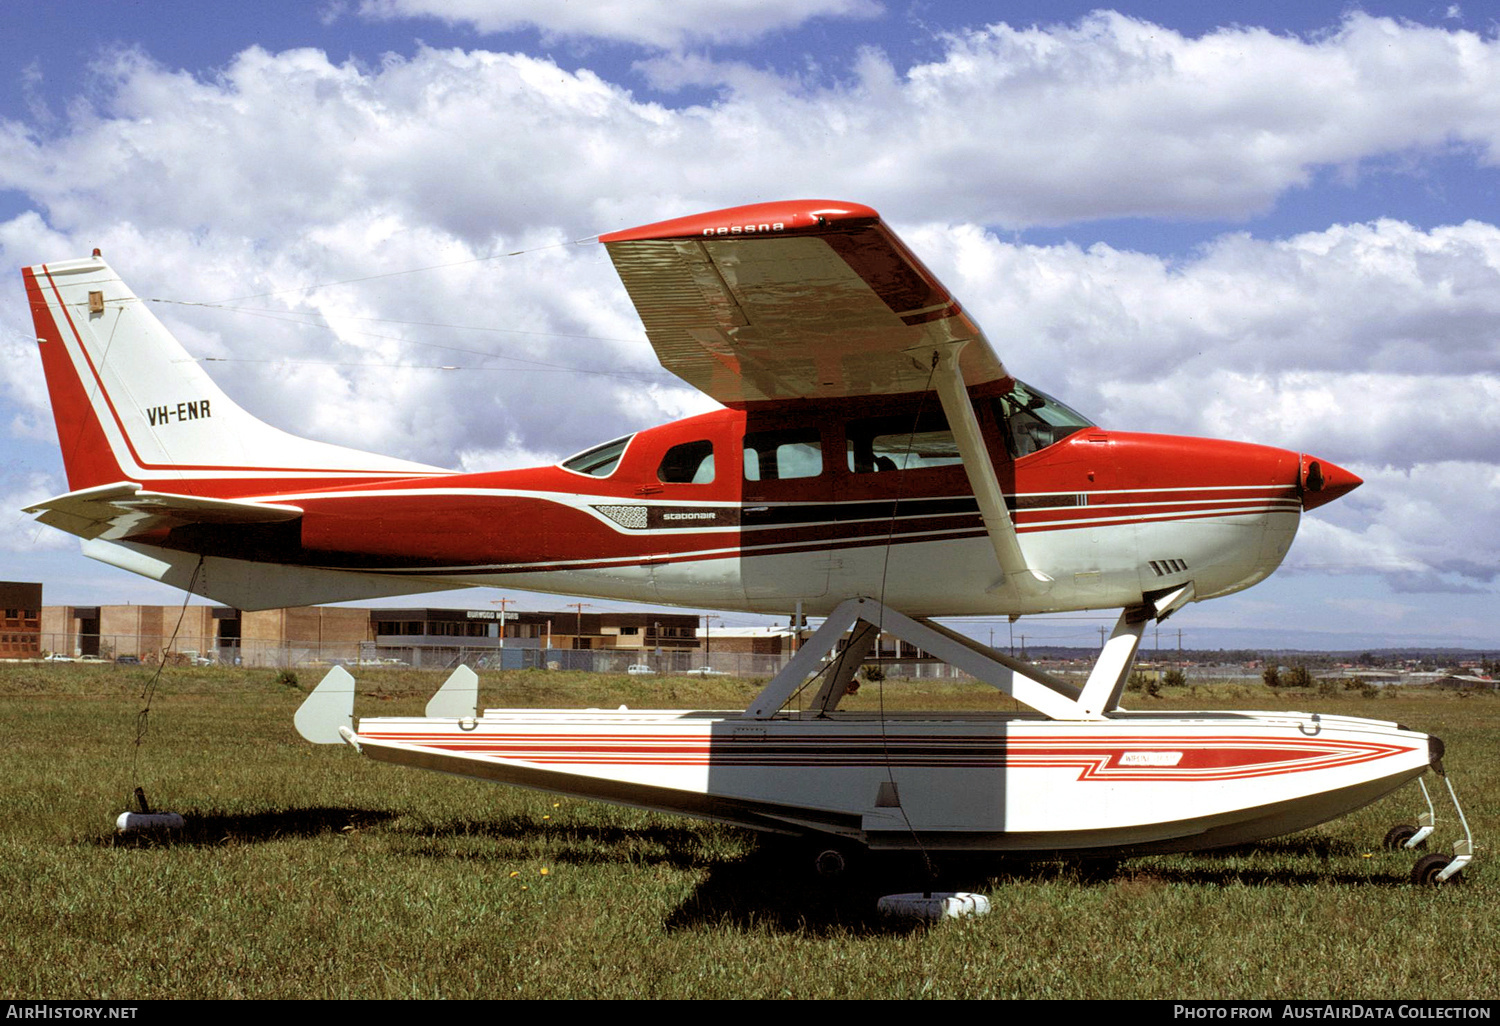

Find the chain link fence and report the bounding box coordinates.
[30,630,995,681]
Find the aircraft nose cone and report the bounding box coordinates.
[1299,454,1362,511]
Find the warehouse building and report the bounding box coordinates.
[0,582,43,660]
[35,602,701,668]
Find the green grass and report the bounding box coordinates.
[0,665,1495,999]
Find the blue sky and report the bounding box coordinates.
[3,1,1498,651]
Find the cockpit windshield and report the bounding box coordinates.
[560,434,633,477]
[996,381,1094,458]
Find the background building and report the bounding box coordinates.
[368,608,700,668]
[20,596,966,678]
[32,602,705,670]
[0,582,42,660]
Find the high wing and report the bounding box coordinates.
[600,200,1008,406]
[603,199,1045,592]
[24,481,302,542]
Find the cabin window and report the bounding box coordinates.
[560,434,633,477]
[847,409,961,473]
[995,382,1093,458]
[743,429,822,481]
[657,440,716,483]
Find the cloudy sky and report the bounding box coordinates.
[3,1,1498,650]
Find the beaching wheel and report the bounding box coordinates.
[1383,823,1423,851]
[814,847,851,879]
[1411,853,1459,886]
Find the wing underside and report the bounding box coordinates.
[601,200,1008,407]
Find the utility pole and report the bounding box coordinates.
[489,596,512,649]
[702,613,720,662]
[568,602,591,649]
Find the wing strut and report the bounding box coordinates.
[922,340,1051,595]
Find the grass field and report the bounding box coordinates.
[1,664,1495,1000]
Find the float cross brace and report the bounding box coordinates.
[743,596,1153,721]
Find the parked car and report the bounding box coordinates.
[626,664,656,675]
[684,666,729,677]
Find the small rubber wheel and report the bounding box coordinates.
[814,847,849,879]
[1411,853,1458,886]
[1383,824,1423,851]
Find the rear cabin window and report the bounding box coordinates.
[847,410,961,473]
[560,435,633,477]
[657,440,716,483]
[743,429,822,481]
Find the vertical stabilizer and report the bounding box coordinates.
[24,257,449,494]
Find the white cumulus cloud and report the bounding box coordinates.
[355,0,883,48]
[4,14,1500,242]
[2,12,1498,601]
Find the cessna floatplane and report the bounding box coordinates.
[22,200,1472,882]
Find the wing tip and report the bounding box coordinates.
[600,199,879,244]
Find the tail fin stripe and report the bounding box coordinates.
[26,266,129,488]
[39,265,155,477]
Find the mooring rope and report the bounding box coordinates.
[127,554,206,811]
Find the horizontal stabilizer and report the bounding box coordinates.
[25,481,302,542]
[80,537,456,610]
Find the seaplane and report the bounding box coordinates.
[21,200,1473,883]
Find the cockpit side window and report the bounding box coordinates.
[846,409,961,473]
[994,382,1093,458]
[560,434,633,477]
[657,440,716,484]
